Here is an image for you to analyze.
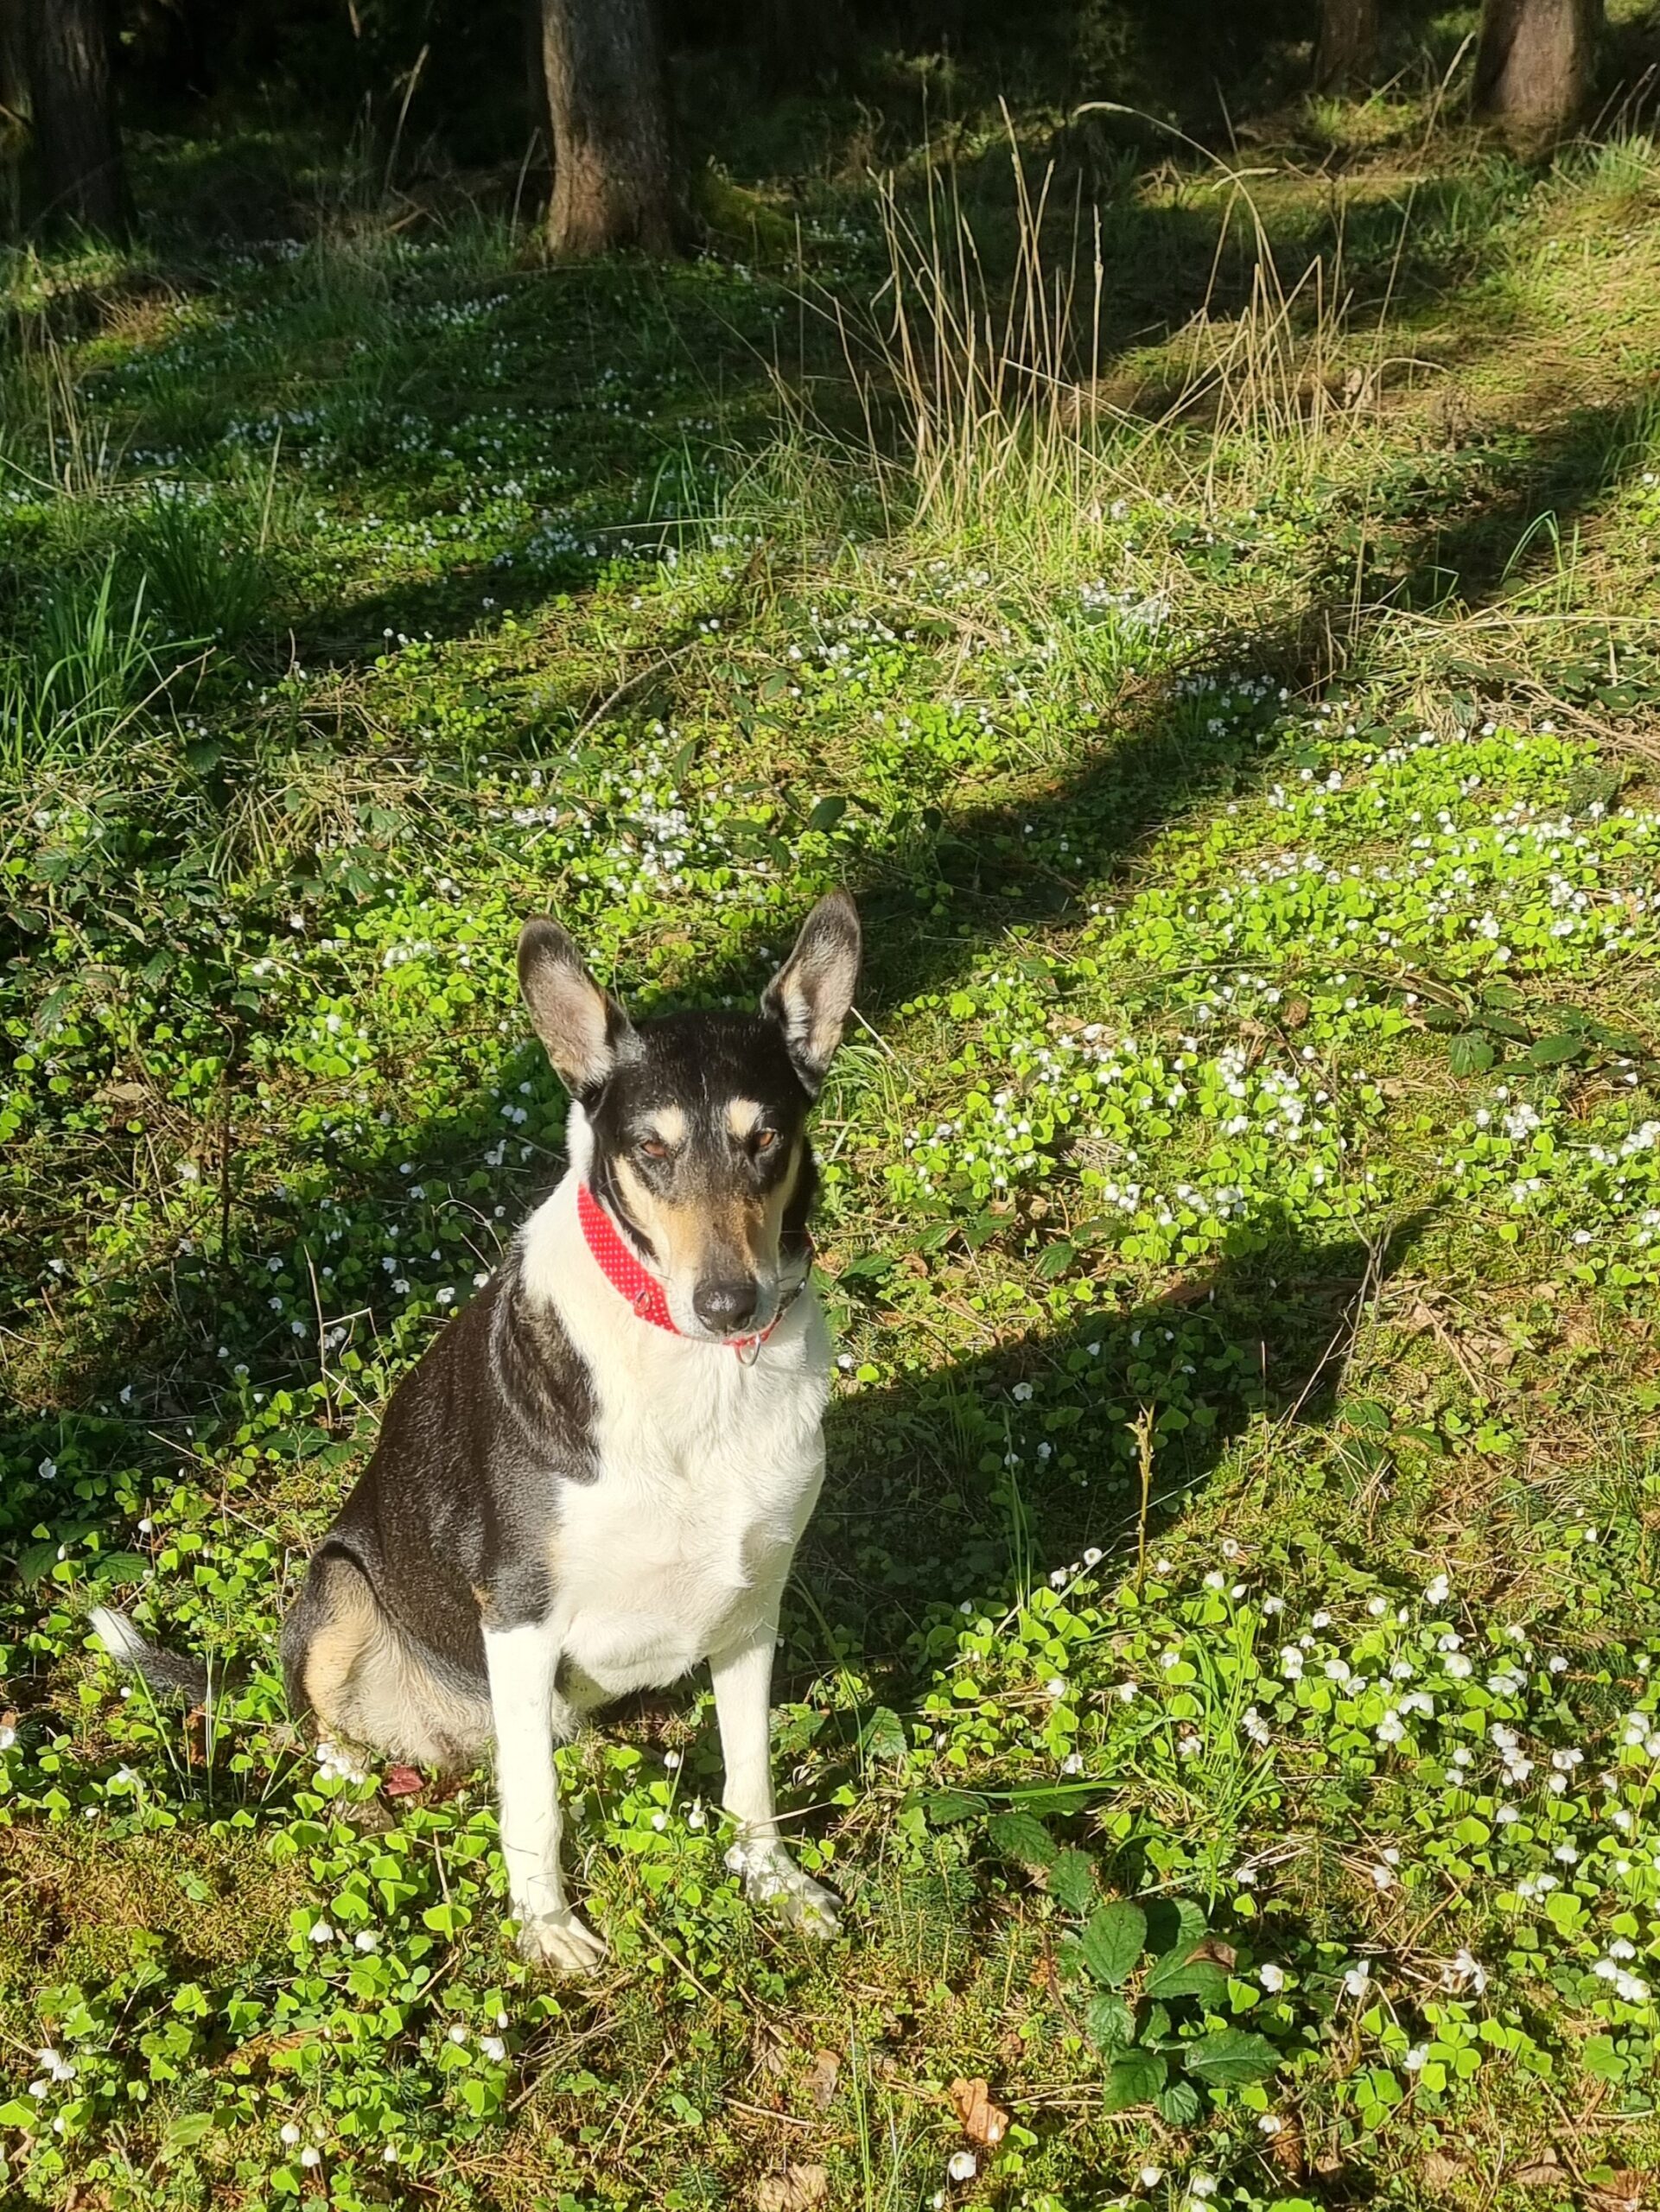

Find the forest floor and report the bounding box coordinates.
[4,90,1660,2212]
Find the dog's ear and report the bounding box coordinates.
[518,918,636,1096]
[760,890,861,1094]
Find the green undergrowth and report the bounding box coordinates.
[4,103,1660,2212]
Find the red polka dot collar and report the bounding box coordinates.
[576,1182,810,1360]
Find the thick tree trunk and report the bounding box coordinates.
[1313,0,1377,92]
[1,4,28,237]
[1473,0,1602,150]
[540,0,677,256]
[18,0,131,237]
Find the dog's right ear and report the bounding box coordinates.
[517,919,636,1097]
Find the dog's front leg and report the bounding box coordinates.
[484,1621,607,1974]
[710,1624,840,1940]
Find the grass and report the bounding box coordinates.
[3,86,1660,2212]
[0,557,170,785]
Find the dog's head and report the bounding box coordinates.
[518,893,860,1344]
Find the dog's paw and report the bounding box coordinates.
[726,1838,842,1940]
[514,1907,608,1975]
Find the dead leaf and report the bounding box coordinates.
[756,2165,829,2212]
[805,2050,840,2112]
[752,2026,790,2080]
[1421,2152,1465,2189]
[1191,1936,1237,1970]
[1282,995,1311,1030]
[1587,2173,1647,2212]
[949,2076,1010,2148]
[1511,2156,1565,2187]
[1264,2113,1305,2180]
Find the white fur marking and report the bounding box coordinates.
[89,1606,151,1669]
[485,1621,565,1919]
[710,1628,780,1834]
[712,1630,841,1936]
[484,1619,607,1971]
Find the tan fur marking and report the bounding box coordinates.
[302,1573,379,1726]
[614,1146,801,1290]
[302,1559,489,1769]
[615,1157,747,1281]
[744,1141,803,1272]
[725,1098,763,1140]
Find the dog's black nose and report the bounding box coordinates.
[694,1276,759,1334]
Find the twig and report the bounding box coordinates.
[1129,1404,1156,1592]
[304,1247,336,1429]
[722,2098,819,2129]
[216,1017,243,1275]
[574,638,701,740]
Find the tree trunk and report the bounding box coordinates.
[18,0,130,237]
[1313,0,1377,92]
[1473,0,1602,151]
[1,3,28,238]
[540,0,677,256]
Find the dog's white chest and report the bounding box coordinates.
[550,1320,829,1696]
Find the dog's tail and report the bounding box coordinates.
[89,1606,214,1704]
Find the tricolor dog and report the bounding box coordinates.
[95,892,861,1972]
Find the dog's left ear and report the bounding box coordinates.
[761,890,861,1094]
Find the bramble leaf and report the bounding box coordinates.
[1182,2029,1282,2085]
[1084,1992,1136,2051]
[1101,2048,1167,2111]
[987,1810,1058,1868]
[1144,1948,1229,2003]
[1078,1899,1147,1989]
[1047,1850,1097,1914]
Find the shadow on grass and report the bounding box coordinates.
[110,126,1559,667]
[801,1212,1426,1675]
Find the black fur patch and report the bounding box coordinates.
[285,1245,598,1705]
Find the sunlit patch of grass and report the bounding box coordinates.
[1298,90,1433,155]
[0,558,169,786]
[120,474,283,646]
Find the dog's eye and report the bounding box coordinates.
[638,1138,668,1160]
[753,1128,778,1154]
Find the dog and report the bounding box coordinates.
[94,891,861,1973]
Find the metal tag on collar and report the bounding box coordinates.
[734,1332,764,1367]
